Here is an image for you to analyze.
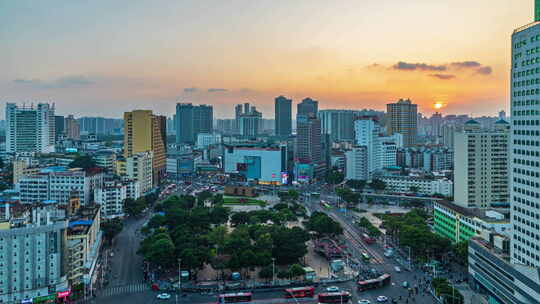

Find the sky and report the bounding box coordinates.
[0,0,534,118]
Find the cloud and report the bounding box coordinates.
[366,63,381,69]
[12,75,96,89]
[476,66,493,75]
[393,61,446,71]
[451,61,481,68]
[429,74,456,80]
[208,88,228,93]
[183,87,198,93]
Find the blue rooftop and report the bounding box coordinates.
[69,220,93,228]
[40,166,68,173]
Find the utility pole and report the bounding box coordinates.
[271,258,276,286]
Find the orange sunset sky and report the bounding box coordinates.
[0,0,535,118]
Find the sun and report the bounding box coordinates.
[434,102,443,109]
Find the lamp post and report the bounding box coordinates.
[178,258,182,303]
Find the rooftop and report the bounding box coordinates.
[436,200,509,223]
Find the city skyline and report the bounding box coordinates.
[0,0,532,118]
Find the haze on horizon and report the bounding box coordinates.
[0,0,532,118]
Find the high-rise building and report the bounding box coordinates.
[345,146,368,181]
[78,117,123,135]
[386,98,418,147]
[6,103,55,153]
[64,115,80,140]
[319,110,362,142]
[354,117,382,178]
[295,114,324,178]
[175,103,213,144]
[237,103,262,137]
[274,96,292,137]
[123,110,166,186]
[55,115,65,140]
[511,7,540,267]
[454,119,509,208]
[234,104,243,134]
[297,98,318,118]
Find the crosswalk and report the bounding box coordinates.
[98,283,150,297]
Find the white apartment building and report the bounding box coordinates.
[94,179,141,218]
[17,168,91,205]
[511,17,540,267]
[0,205,69,303]
[345,146,368,181]
[5,103,56,154]
[454,119,509,208]
[196,133,221,149]
[125,152,153,194]
[354,118,381,178]
[92,151,117,171]
[381,175,453,196]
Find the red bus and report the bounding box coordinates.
[362,233,375,244]
[217,292,252,303]
[284,286,315,298]
[318,291,351,303]
[358,273,391,292]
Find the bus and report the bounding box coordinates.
[318,291,351,303]
[284,286,315,298]
[362,233,375,244]
[217,292,252,303]
[357,273,391,292]
[361,252,370,262]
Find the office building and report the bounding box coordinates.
[237,103,262,137]
[175,103,213,144]
[433,200,510,243]
[274,96,292,138]
[64,115,80,140]
[215,119,235,135]
[297,98,318,117]
[224,145,287,184]
[0,204,69,303]
[92,151,117,171]
[454,119,509,208]
[17,167,92,205]
[123,110,166,186]
[78,117,123,135]
[295,114,324,179]
[166,149,194,180]
[386,98,418,147]
[396,146,453,172]
[319,110,362,142]
[117,152,153,194]
[6,103,56,154]
[345,146,368,181]
[196,133,221,149]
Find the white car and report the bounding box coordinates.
[156,293,171,300]
[326,286,340,292]
[394,266,401,273]
[376,296,388,302]
[358,300,371,304]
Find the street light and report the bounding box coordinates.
[178,258,182,303]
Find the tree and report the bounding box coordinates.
[325,169,344,185]
[101,218,124,239]
[231,212,250,226]
[258,265,274,279]
[335,187,360,206]
[271,226,310,264]
[369,179,387,191]
[209,206,230,225]
[305,212,343,238]
[288,264,306,279]
[68,155,96,171]
[144,236,176,268]
[345,179,366,191]
[197,190,213,206]
[453,241,469,266]
[123,197,146,217]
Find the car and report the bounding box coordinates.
[326,286,340,292]
[402,281,409,288]
[394,266,401,273]
[156,293,171,300]
[376,296,388,302]
[358,300,371,304]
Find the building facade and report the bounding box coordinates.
[6,103,56,154]
[319,110,361,142]
[224,145,287,184]
[64,115,80,140]
[345,146,368,181]
[381,175,454,197]
[386,99,417,147]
